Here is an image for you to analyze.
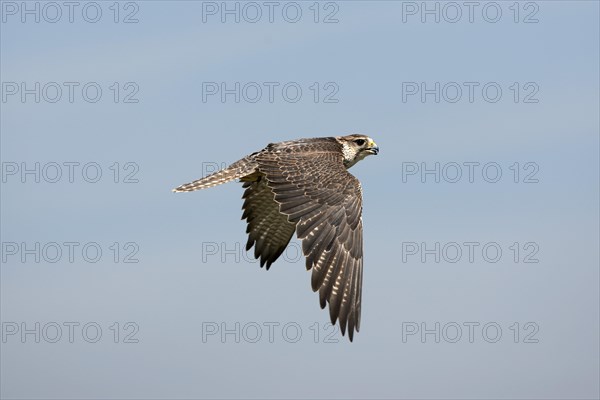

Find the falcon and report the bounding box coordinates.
[173,134,379,341]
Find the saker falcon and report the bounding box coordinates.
[173,134,379,341]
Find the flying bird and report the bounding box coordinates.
[173,134,379,341]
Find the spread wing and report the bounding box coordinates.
[256,147,363,341]
[241,174,297,270]
[173,155,258,192]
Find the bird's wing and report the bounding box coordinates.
[173,155,258,192]
[256,149,364,341]
[241,174,297,270]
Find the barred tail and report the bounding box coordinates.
[172,156,258,192]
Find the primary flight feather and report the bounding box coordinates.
[173,134,379,341]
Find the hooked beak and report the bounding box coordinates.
[366,138,379,155]
[367,145,379,155]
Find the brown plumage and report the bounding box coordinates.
[173,134,379,341]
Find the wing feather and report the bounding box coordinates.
[173,156,258,192]
[241,176,296,270]
[256,143,364,341]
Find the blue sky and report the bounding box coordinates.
[1,1,599,399]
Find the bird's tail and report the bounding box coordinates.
[172,156,258,192]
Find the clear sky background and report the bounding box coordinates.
[1,1,599,399]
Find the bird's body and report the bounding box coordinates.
[173,134,379,341]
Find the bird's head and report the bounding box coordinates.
[337,134,379,168]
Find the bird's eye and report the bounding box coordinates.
[354,139,365,146]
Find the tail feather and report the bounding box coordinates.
[173,156,258,192]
